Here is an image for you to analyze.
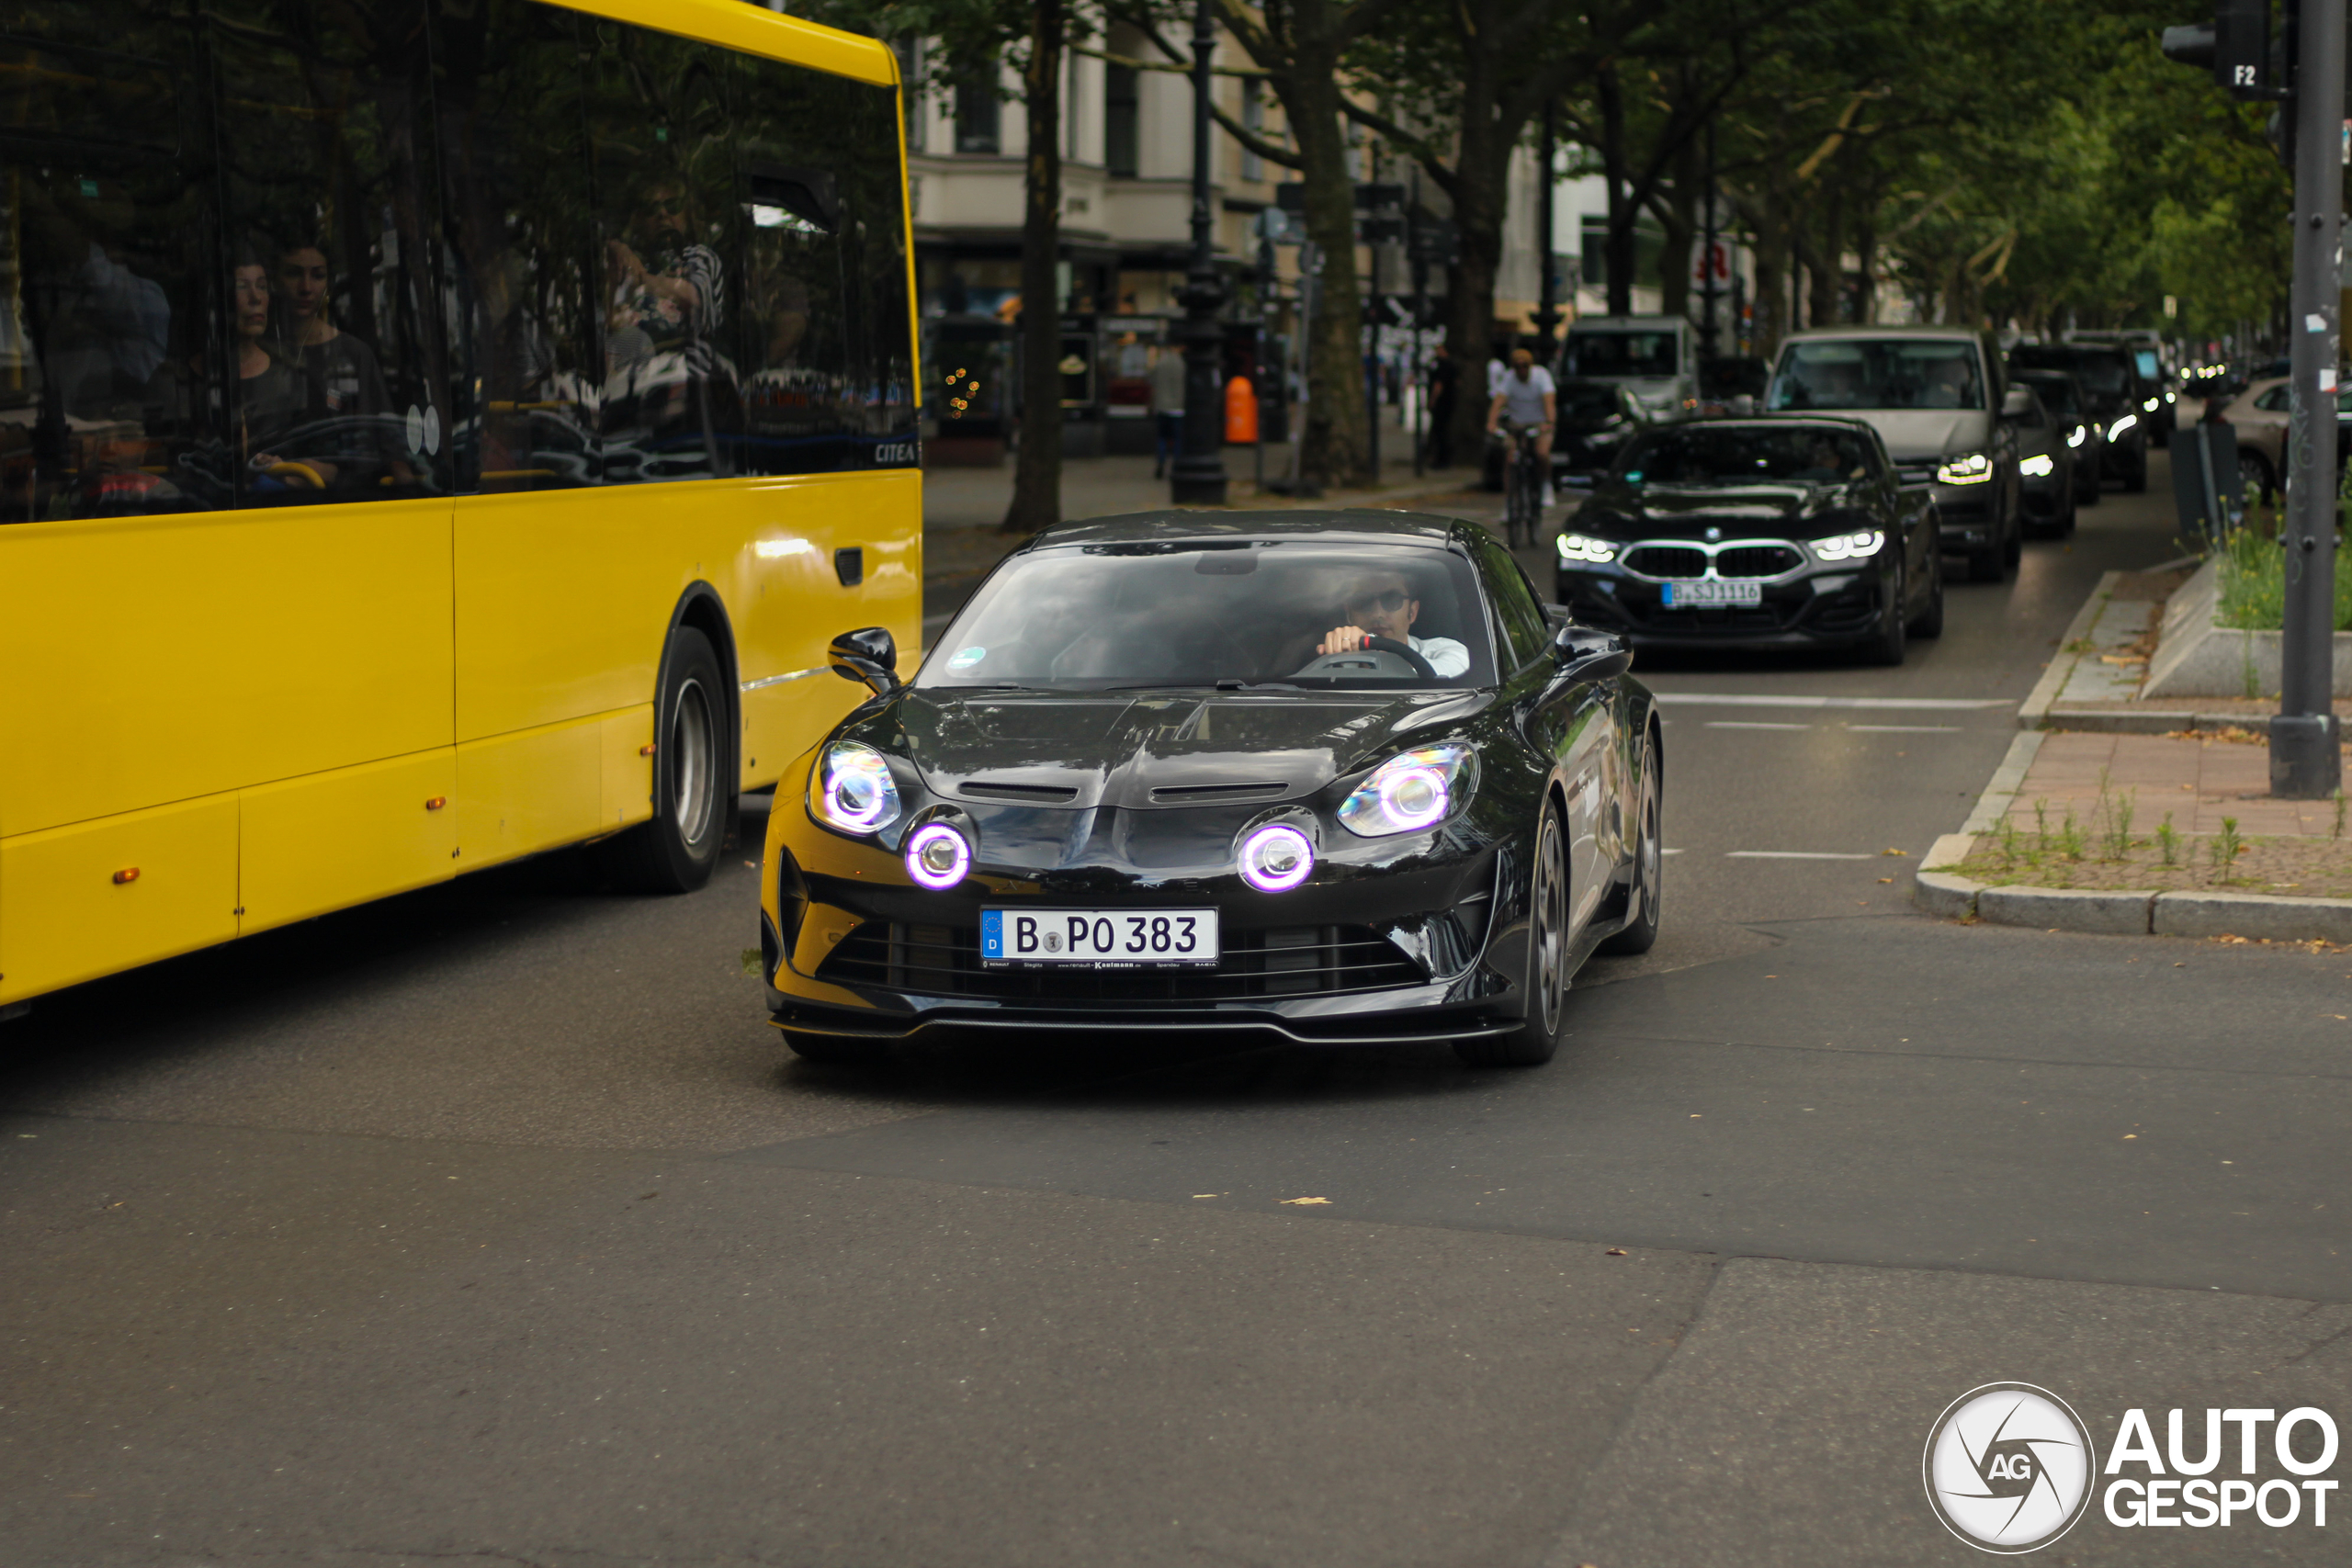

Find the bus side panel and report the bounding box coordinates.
[600,705,657,832]
[0,500,456,838]
[453,474,920,792]
[454,714,607,870]
[0,795,240,1006]
[733,471,923,792]
[238,751,458,935]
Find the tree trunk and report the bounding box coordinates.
[1599,64,1634,317]
[1805,179,1842,329]
[1656,138,1699,320]
[1439,55,1509,476]
[1002,0,1064,534]
[1284,62,1369,491]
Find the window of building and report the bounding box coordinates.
[955,76,1000,154]
[1104,64,1139,178]
[1239,78,1264,181]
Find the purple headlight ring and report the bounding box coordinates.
[1238,823,1315,893]
[904,821,973,889]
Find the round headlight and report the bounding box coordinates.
[812,742,901,834]
[904,822,971,889]
[1237,823,1315,893]
[1374,763,1450,830]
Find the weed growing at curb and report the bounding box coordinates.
[2156,813,2180,866]
[2209,817,2244,881]
[2335,790,2346,841]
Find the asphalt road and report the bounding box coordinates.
[6,452,2348,1568]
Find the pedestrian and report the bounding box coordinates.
[1427,345,1460,468]
[1150,344,1186,479]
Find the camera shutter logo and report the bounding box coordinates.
[1923,1382,2094,1553]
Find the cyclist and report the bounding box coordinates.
[1486,346,1556,507]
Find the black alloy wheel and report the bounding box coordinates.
[1907,549,1946,638]
[2001,497,2023,570]
[2078,453,2103,505]
[1864,562,1908,666]
[601,624,729,893]
[1597,732,1661,957]
[1457,804,1570,1067]
[2123,440,2149,493]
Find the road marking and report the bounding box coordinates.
[1656,694,2014,711]
[1726,851,1878,860]
[1705,720,1810,730]
[1663,849,1686,855]
[1845,724,1961,733]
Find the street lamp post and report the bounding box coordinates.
[2272,0,2342,797]
[1170,0,1228,505]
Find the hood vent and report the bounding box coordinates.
[960,780,1080,804]
[1148,781,1287,805]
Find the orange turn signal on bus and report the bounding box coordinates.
[424,796,447,810]
[640,744,657,756]
[112,867,140,885]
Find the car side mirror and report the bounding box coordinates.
[1551,624,1631,682]
[2000,386,2033,421]
[829,626,900,696]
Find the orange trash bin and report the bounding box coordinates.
[1225,375,1259,446]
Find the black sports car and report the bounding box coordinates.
[1553,417,1943,664]
[757,511,1664,1068]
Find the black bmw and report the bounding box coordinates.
[1554,418,1944,664]
[758,512,1663,1068]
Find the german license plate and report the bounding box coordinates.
[1661,579,1763,607]
[980,908,1220,967]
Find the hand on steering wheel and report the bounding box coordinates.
[1361,635,1437,679]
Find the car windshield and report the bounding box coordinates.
[1557,382,1623,421]
[1770,339,1984,411]
[1566,331,1678,378]
[920,541,1497,691]
[2011,345,2129,396]
[1618,425,1873,485]
[2017,375,2081,416]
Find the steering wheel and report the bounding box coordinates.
[1362,635,1438,679]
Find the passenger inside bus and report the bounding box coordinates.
[276,235,412,490]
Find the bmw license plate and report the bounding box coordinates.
[1661,579,1763,607]
[980,908,1220,967]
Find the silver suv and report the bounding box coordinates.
[1764,326,2022,582]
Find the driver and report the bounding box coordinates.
[1316,569,1471,677]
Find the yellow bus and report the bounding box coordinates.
[0,0,921,1010]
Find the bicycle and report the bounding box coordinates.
[1497,419,1548,549]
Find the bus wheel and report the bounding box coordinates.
[605,625,729,893]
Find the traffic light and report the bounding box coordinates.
[2161,0,2276,99]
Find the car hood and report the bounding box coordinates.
[1808,409,1992,461]
[860,686,1492,811]
[1574,480,1869,539]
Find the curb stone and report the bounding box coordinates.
[1976,886,2156,934]
[2152,891,2352,942]
[2017,570,2118,729]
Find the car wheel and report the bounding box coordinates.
[599,624,729,893]
[2061,482,2078,536]
[1455,803,1569,1067]
[2002,505,2023,570]
[1597,732,1661,957]
[2124,443,2148,493]
[1907,552,1946,638]
[1967,543,2004,582]
[783,1031,880,1065]
[1865,565,1908,665]
[2079,455,2103,505]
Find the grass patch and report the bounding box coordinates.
[2213,524,2352,631]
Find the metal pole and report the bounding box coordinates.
[1532,102,1562,360]
[2273,0,2342,797]
[1410,166,1427,478]
[1701,118,1720,360]
[1170,0,1228,504]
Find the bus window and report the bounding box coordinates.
[733,52,918,474]
[582,22,742,484]
[1,7,212,524]
[432,0,604,491]
[209,0,448,506]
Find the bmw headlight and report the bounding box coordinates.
[2108,413,2137,440]
[1935,451,1993,486]
[1337,744,1476,838]
[1556,532,1619,564]
[1812,529,1886,562]
[2019,453,2055,479]
[810,740,901,834]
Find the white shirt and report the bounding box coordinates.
[1410,634,1471,678]
[1497,366,1555,427]
[1486,357,1507,397]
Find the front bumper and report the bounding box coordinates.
[762,792,1532,1045]
[1555,551,1899,648]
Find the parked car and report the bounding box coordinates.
[2211,377,2352,502]
[2008,367,2100,509]
[2008,343,2151,492]
[1765,324,2020,581]
[1552,417,1942,664]
[763,510,1665,1068]
[2004,384,2077,536]
[2067,330,2175,446]
[1562,315,1699,422]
